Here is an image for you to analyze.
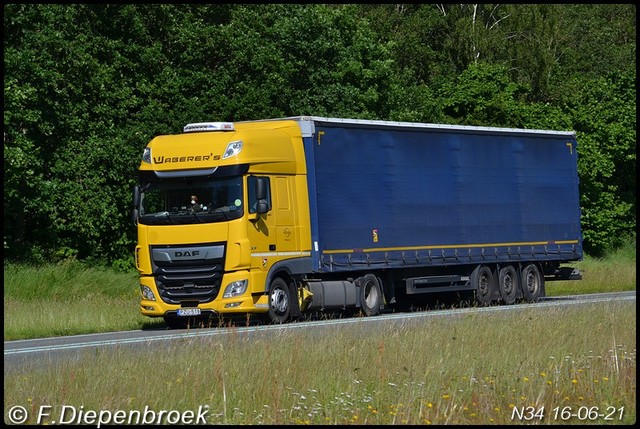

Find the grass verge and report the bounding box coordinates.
[3,301,635,425]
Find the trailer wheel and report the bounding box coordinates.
[265,277,291,324]
[498,265,518,305]
[360,274,382,316]
[471,265,495,306]
[520,263,543,303]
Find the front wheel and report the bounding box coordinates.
[265,277,292,324]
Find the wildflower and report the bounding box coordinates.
[539,372,546,377]
[572,379,578,385]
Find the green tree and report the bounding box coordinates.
[4,4,230,265]
[3,4,636,264]
[217,4,397,119]
[567,70,636,255]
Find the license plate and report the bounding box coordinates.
[177,308,201,317]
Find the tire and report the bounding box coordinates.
[520,263,543,303]
[498,265,518,305]
[471,265,495,306]
[360,274,383,316]
[265,277,292,324]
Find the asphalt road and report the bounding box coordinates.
[4,291,636,373]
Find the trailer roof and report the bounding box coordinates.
[249,116,576,139]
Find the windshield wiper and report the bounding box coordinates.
[190,211,207,223]
[145,211,175,225]
[211,206,233,221]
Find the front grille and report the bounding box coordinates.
[150,243,225,304]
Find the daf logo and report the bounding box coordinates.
[175,250,200,258]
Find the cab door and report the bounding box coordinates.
[273,176,297,254]
[247,176,276,277]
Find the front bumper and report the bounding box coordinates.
[139,270,269,317]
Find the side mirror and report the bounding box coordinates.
[255,200,269,214]
[131,185,140,225]
[131,208,139,226]
[254,177,270,215]
[133,185,140,207]
[255,177,267,201]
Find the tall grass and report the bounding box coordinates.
[3,262,151,340]
[3,239,636,341]
[4,301,635,425]
[546,238,636,296]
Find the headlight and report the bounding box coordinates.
[223,140,243,159]
[223,279,248,298]
[140,285,156,301]
[142,147,151,163]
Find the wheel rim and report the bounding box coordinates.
[271,287,288,315]
[503,272,514,295]
[500,266,517,304]
[525,270,538,294]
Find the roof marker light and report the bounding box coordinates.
[183,122,235,133]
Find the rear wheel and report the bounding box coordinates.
[520,263,543,303]
[360,274,383,316]
[265,277,291,324]
[471,265,495,306]
[498,265,518,305]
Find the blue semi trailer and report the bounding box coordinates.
[134,116,583,326]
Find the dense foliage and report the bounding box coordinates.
[4,4,636,268]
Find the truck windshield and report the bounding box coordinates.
[138,176,244,225]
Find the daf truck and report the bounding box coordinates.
[132,116,583,328]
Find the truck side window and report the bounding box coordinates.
[247,176,271,214]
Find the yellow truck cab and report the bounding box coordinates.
[133,119,312,328]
